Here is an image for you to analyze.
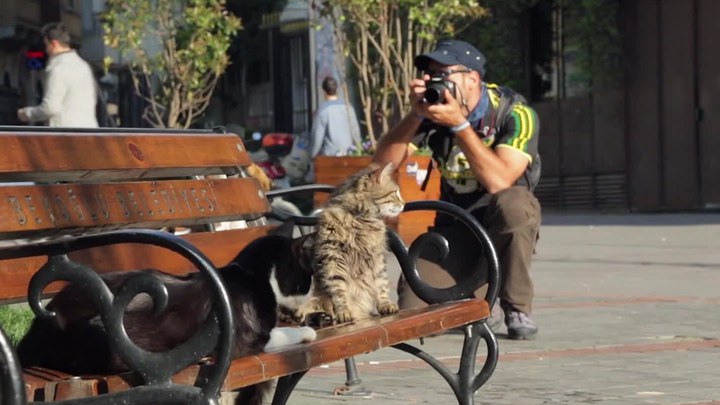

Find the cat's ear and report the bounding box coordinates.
[381,162,396,177]
[374,162,395,182]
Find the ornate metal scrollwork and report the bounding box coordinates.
[228,187,502,405]
[386,200,500,405]
[0,324,26,405]
[388,200,500,308]
[261,189,500,307]
[7,229,235,405]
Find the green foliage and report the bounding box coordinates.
[564,0,622,85]
[412,146,433,156]
[461,0,622,96]
[103,0,242,128]
[0,306,34,347]
[459,0,531,94]
[320,0,488,142]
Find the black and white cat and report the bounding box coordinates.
[17,221,316,405]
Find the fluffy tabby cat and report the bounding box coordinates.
[289,162,405,324]
[17,221,316,405]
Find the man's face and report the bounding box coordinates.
[424,61,480,103]
[44,39,61,56]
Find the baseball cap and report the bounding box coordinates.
[414,39,486,76]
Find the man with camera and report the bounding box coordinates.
[373,39,541,340]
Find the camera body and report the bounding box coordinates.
[423,76,457,104]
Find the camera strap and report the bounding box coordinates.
[420,129,453,192]
[420,158,434,192]
[494,90,516,133]
[419,86,522,193]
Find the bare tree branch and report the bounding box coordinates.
[103,0,241,128]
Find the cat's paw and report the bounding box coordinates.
[264,326,317,351]
[377,302,399,315]
[277,306,299,325]
[334,309,354,324]
[297,326,317,343]
[305,311,334,328]
[291,310,308,325]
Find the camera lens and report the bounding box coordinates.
[424,88,443,104]
[424,77,450,104]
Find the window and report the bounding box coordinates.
[527,0,622,100]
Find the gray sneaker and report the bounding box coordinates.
[505,308,538,340]
[486,304,504,331]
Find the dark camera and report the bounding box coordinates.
[424,76,456,104]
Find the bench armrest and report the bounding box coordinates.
[2,229,235,400]
[263,184,500,308]
[388,200,499,308]
[265,183,336,199]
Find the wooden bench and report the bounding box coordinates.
[0,126,500,405]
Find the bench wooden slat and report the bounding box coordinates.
[70,226,276,272]
[20,299,490,398]
[0,132,250,181]
[23,367,75,401]
[206,299,488,389]
[0,178,269,238]
[0,226,276,303]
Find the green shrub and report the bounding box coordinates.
[0,306,35,346]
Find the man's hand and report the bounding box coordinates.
[411,75,467,128]
[422,89,467,128]
[409,78,428,119]
[17,109,29,122]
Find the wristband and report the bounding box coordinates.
[412,113,425,121]
[450,120,471,133]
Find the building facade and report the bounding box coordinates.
[225,0,720,212]
[624,0,720,211]
[462,0,720,212]
[5,0,716,212]
[214,0,347,137]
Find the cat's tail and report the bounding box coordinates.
[263,326,317,351]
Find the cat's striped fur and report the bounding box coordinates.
[294,162,404,324]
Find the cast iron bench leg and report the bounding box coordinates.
[271,370,308,405]
[393,322,498,405]
[344,357,362,387]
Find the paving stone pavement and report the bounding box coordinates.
[269,212,720,405]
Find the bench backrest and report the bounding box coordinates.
[0,127,275,303]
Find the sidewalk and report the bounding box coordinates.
[280,212,720,404]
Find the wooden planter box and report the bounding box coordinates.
[395,155,441,245]
[313,155,374,207]
[313,155,440,245]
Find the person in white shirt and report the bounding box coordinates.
[17,22,98,128]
